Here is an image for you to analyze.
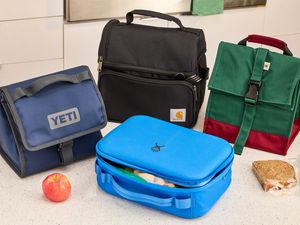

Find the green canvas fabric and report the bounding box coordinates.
[209,42,300,108]
[192,0,224,16]
[206,92,296,137]
[233,48,268,154]
[233,104,256,154]
[206,41,300,139]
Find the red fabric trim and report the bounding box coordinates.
[287,118,300,150]
[203,117,300,155]
[248,34,287,51]
[295,118,300,125]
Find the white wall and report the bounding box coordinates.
[64,0,300,79]
[0,0,64,86]
[1,1,299,96]
[63,1,300,129]
[2,1,298,86]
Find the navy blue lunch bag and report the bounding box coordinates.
[0,66,107,177]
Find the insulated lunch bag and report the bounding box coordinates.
[98,10,209,127]
[204,35,300,155]
[0,66,107,177]
[96,115,234,218]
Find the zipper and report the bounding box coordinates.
[193,85,198,101]
[100,70,198,126]
[97,56,104,72]
[97,19,120,72]
[97,153,210,187]
[98,61,202,109]
[97,151,234,188]
[100,70,197,100]
[102,61,200,80]
[98,159,195,192]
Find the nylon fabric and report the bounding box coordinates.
[11,72,90,101]
[3,66,106,150]
[98,11,208,127]
[0,66,107,177]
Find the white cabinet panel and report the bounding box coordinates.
[264,0,300,36]
[173,7,265,70]
[0,17,63,65]
[64,20,108,80]
[0,59,63,86]
[65,0,190,21]
[0,0,63,21]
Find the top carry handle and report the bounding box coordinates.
[238,34,293,56]
[11,72,91,101]
[126,9,199,35]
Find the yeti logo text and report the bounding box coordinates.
[47,108,80,130]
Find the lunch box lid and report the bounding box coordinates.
[96,115,234,187]
[1,66,107,151]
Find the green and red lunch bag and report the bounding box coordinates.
[204,35,300,155]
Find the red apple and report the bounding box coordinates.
[42,173,71,202]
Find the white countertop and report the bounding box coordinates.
[0,120,299,225]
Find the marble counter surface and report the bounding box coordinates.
[0,120,299,225]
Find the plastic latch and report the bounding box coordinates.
[245,80,261,105]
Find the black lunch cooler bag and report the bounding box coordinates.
[0,66,107,177]
[97,10,209,127]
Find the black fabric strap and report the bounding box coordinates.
[200,67,210,80]
[58,140,74,166]
[126,10,184,27]
[11,72,91,101]
[126,10,200,35]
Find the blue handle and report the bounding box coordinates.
[97,166,191,209]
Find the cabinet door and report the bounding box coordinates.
[0,17,63,65]
[0,0,63,21]
[0,59,63,86]
[65,0,190,21]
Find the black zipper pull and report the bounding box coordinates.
[193,85,198,101]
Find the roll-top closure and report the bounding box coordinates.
[209,42,300,109]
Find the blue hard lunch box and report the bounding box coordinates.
[95,115,234,219]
